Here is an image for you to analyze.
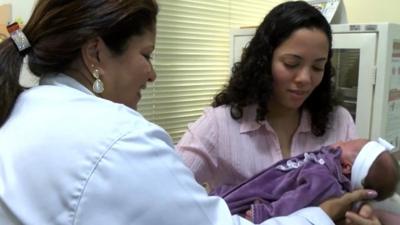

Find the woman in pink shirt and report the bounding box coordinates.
[176,2,375,224]
[177,0,356,194]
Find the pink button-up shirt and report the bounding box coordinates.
[176,105,357,192]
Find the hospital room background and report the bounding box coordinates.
[1,0,400,211]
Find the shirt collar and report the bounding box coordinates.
[39,73,94,96]
[239,105,312,134]
[239,105,264,133]
[297,109,312,133]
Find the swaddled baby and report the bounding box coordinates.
[211,138,399,223]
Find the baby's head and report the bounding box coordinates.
[332,139,399,200]
[330,139,368,175]
[363,151,399,200]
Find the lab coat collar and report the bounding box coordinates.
[40,73,94,96]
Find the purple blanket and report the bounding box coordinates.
[211,146,351,223]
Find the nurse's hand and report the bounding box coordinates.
[319,189,378,222]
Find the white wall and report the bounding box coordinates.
[0,0,36,24]
[0,1,38,86]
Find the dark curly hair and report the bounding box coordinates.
[212,1,337,136]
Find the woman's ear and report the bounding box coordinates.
[341,159,352,175]
[81,37,102,70]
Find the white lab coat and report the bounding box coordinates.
[0,74,334,225]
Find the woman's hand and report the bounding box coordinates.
[319,189,378,222]
[344,204,380,225]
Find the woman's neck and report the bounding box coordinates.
[266,102,302,158]
[266,100,301,121]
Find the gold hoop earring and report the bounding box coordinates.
[91,67,104,94]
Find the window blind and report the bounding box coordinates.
[138,0,282,143]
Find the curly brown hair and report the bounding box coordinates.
[213,1,337,136]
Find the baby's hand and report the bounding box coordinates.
[244,209,253,220]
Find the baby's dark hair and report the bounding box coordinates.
[363,152,399,201]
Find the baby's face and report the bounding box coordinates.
[331,139,369,162]
[331,139,369,152]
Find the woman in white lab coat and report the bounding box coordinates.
[0,0,380,225]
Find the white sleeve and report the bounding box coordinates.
[74,123,334,225]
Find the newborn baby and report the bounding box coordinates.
[211,138,399,223]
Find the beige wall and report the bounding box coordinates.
[2,0,400,25]
[0,4,11,40]
[343,0,400,23]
